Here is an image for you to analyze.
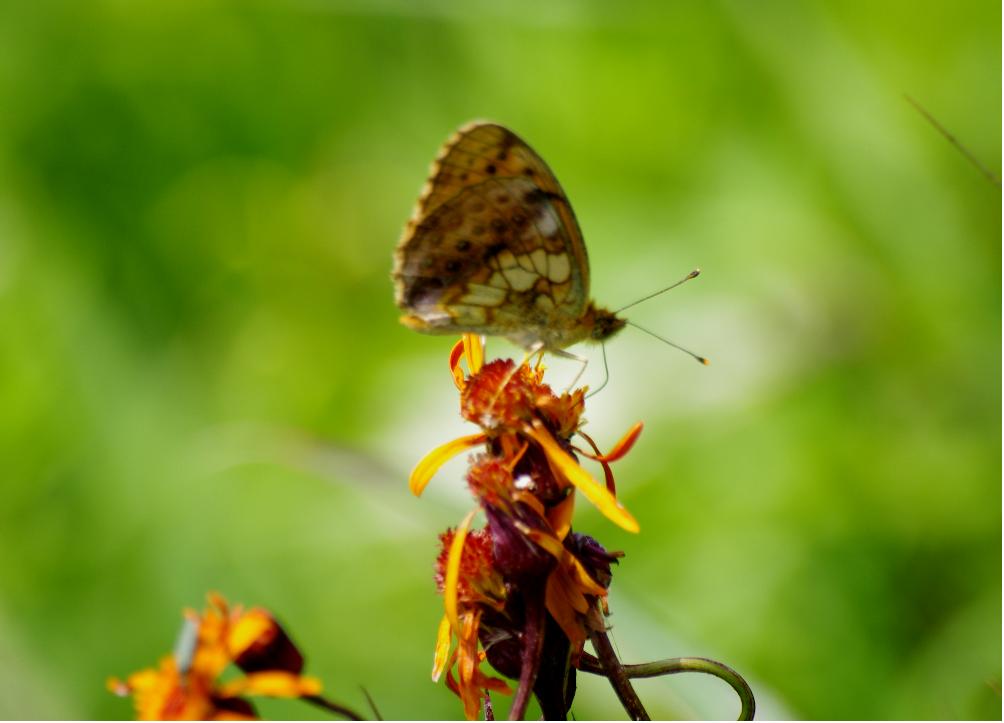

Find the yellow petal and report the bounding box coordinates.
[226,608,274,658]
[444,509,478,635]
[218,671,321,699]
[409,434,487,496]
[463,333,484,375]
[525,422,640,533]
[432,614,453,682]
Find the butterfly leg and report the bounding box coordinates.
[549,346,590,393]
[585,342,610,399]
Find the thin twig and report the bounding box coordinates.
[484,690,496,721]
[302,694,367,720]
[360,686,382,720]
[579,653,756,721]
[905,94,1001,186]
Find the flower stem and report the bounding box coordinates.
[578,653,756,721]
[302,694,366,720]
[588,628,650,721]
[508,588,546,720]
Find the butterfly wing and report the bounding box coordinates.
[394,123,590,342]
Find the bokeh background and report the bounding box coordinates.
[0,0,999,719]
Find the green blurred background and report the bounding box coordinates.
[0,0,999,719]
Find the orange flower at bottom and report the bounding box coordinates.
[108,594,321,721]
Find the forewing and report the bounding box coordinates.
[395,122,590,316]
[394,175,586,335]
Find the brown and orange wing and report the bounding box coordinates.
[393,122,590,338]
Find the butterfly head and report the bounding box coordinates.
[587,304,626,343]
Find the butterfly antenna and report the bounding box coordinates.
[614,268,701,314]
[626,320,710,365]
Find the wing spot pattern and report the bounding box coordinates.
[502,266,538,292]
[530,248,547,275]
[547,253,571,283]
[461,284,507,307]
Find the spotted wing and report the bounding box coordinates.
[394,123,590,336]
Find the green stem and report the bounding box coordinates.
[578,654,755,721]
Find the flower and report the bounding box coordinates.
[412,334,643,719]
[431,521,513,720]
[108,593,321,720]
[411,335,642,533]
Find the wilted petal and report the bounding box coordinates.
[432,614,453,682]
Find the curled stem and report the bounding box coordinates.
[588,628,650,721]
[579,653,755,721]
[302,694,367,720]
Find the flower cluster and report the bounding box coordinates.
[108,594,322,721]
[410,335,643,719]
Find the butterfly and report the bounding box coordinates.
[393,122,625,355]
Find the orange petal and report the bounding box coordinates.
[546,492,576,541]
[545,571,587,649]
[525,422,640,533]
[511,490,546,518]
[217,671,321,699]
[599,422,644,462]
[582,421,642,465]
[478,673,513,695]
[432,614,452,682]
[517,525,607,598]
[207,592,229,615]
[449,339,467,391]
[409,434,487,496]
[106,676,131,696]
[444,509,478,635]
